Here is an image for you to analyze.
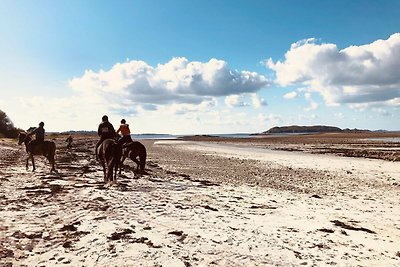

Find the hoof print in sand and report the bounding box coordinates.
[331,220,376,234]
[203,205,218,211]
[108,229,135,241]
[168,230,187,242]
[0,246,14,258]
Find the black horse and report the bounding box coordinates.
[120,141,147,175]
[18,132,56,172]
[96,138,122,183]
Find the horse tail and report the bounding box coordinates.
[109,142,122,181]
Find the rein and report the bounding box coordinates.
[24,135,32,143]
[19,132,31,145]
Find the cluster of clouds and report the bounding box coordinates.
[267,33,400,111]
[69,57,270,115]
[224,93,267,108]
[68,33,400,121]
[14,33,398,132]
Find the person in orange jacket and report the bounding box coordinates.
[116,119,132,146]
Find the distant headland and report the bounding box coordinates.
[258,125,375,135]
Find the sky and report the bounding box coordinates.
[0,0,399,134]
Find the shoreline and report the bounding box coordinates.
[154,140,400,183]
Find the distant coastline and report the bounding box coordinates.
[258,125,370,135]
[53,125,397,140]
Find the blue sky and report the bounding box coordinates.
[1,0,399,134]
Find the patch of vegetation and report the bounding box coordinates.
[0,110,20,138]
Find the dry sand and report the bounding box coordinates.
[1,133,400,267]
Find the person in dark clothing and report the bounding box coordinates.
[27,122,45,149]
[66,135,73,149]
[95,115,116,159]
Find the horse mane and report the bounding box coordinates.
[19,131,31,142]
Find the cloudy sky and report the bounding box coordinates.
[1,0,399,134]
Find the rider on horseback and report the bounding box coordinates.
[27,122,45,150]
[116,119,132,146]
[96,115,116,159]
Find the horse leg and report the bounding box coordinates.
[110,154,119,183]
[132,158,140,174]
[31,155,35,171]
[115,156,121,181]
[51,158,56,172]
[97,147,107,182]
[101,160,107,182]
[139,157,146,175]
[47,154,56,173]
[50,158,55,172]
[106,159,114,183]
[119,156,126,175]
[114,159,118,182]
[51,147,56,172]
[139,147,147,175]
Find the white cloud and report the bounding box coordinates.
[165,99,218,115]
[258,113,282,125]
[334,112,345,119]
[304,101,319,112]
[386,97,400,107]
[297,113,318,121]
[372,107,392,117]
[303,93,319,112]
[70,57,270,108]
[8,57,271,133]
[268,33,400,107]
[251,93,267,108]
[283,91,298,99]
[12,95,104,131]
[225,95,249,108]
[224,93,267,109]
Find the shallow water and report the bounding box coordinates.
[155,140,400,183]
[365,137,400,142]
[131,133,254,139]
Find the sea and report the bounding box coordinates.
[365,137,400,143]
[131,134,400,142]
[131,133,254,140]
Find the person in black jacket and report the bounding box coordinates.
[27,122,45,149]
[95,115,116,159]
[66,135,73,149]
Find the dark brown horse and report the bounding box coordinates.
[96,138,122,183]
[120,141,147,175]
[18,132,56,172]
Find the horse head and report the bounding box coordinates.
[18,131,29,145]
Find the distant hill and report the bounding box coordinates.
[260,125,365,134]
[60,130,97,135]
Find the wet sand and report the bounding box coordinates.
[1,133,400,266]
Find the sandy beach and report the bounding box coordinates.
[1,133,400,266]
